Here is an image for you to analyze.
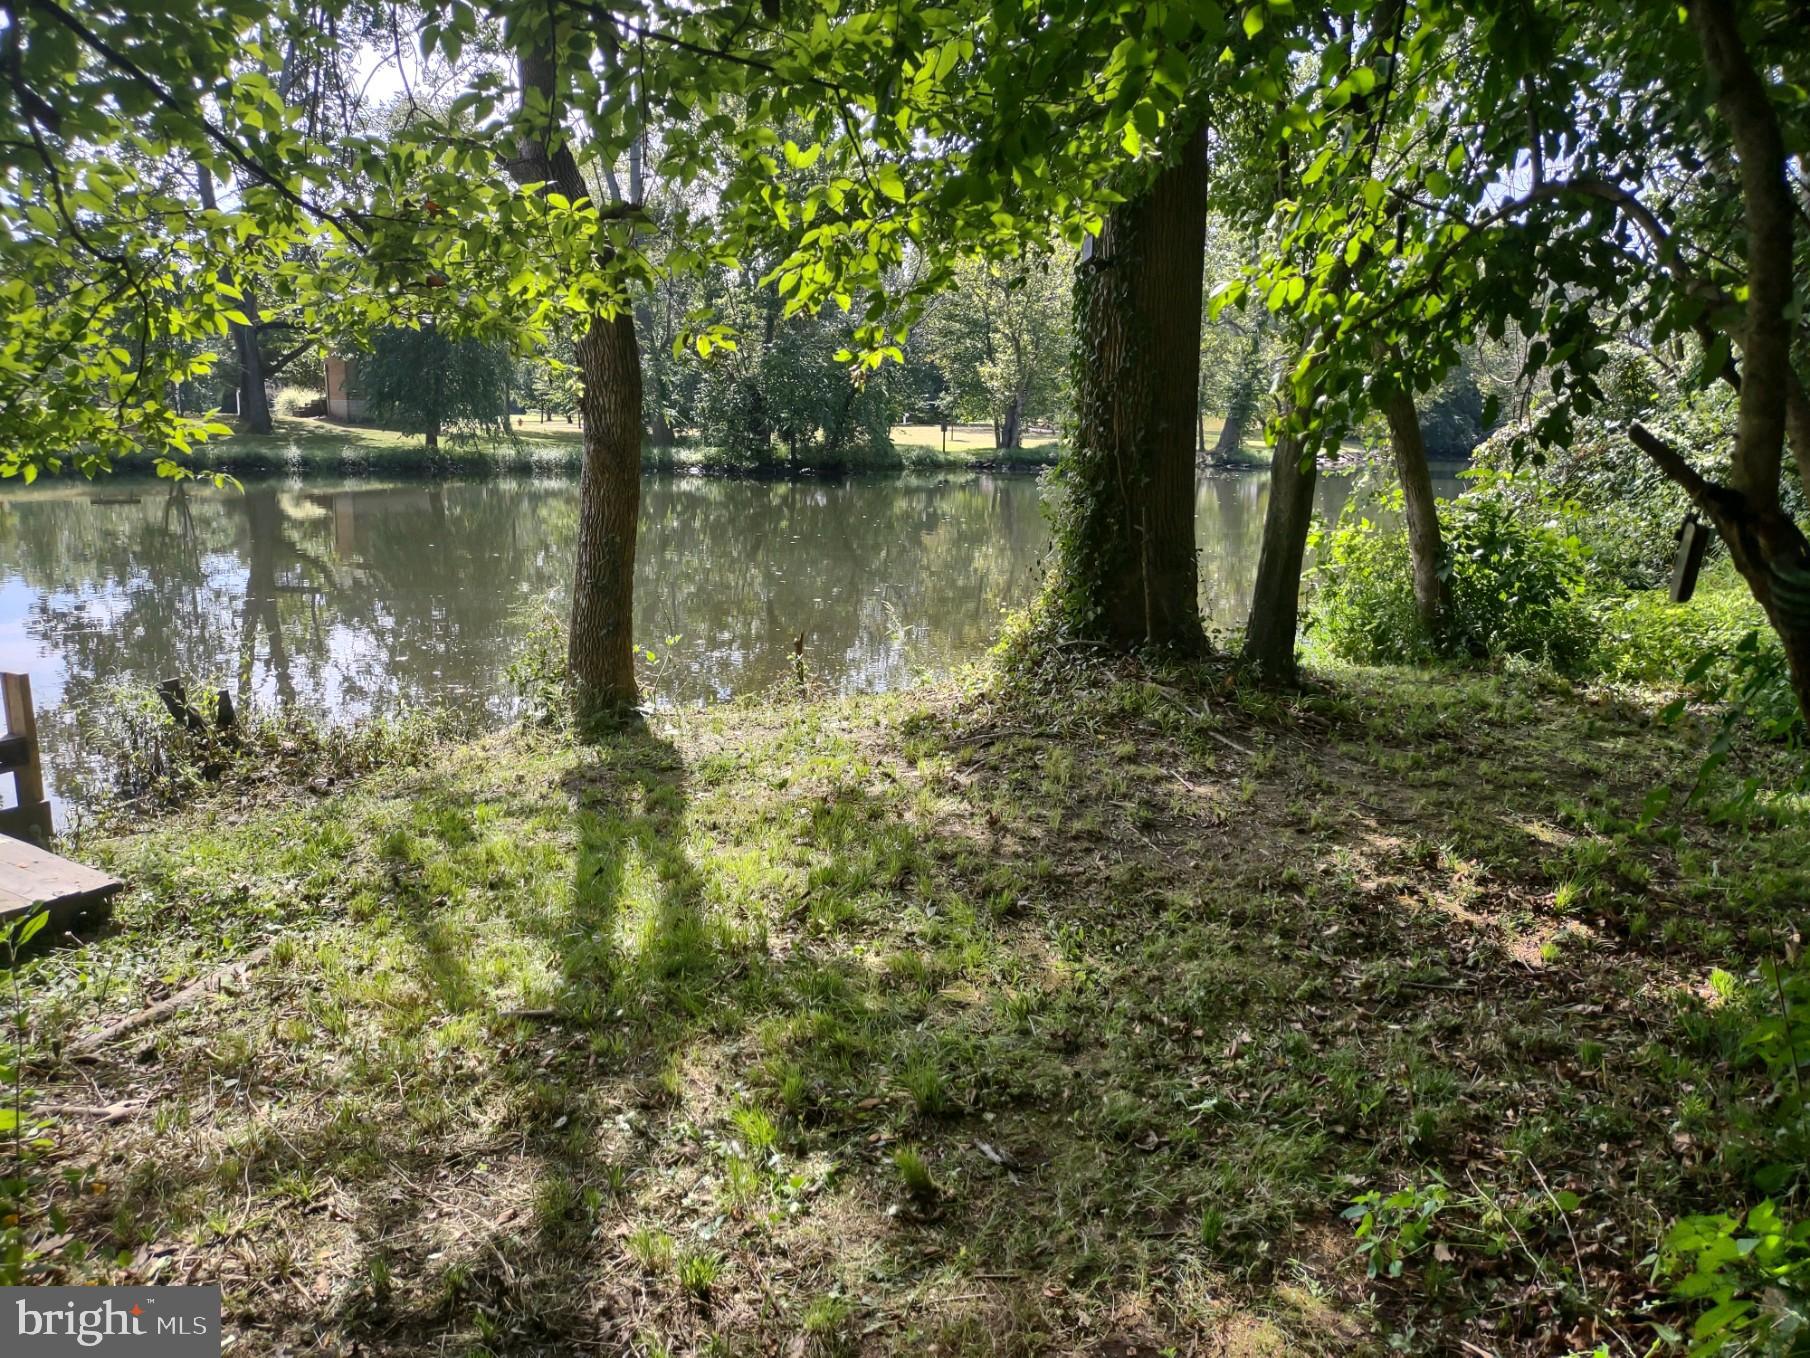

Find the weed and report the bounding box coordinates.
[893,1145,936,1200]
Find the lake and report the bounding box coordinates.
[0,466,1461,821]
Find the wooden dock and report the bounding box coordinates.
[0,835,121,935]
[0,672,122,941]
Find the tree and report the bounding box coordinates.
[924,256,1070,448]
[1046,124,1210,652]
[1381,374,1454,644]
[0,0,1305,697]
[1624,0,1810,726]
[361,325,514,451]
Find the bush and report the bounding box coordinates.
[1313,487,1595,673]
[1590,562,1770,691]
[273,387,325,418]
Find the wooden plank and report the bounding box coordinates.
[2,672,45,808]
[0,836,121,936]
[0,672,51,845]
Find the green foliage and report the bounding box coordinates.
[1593,564,1768,691]
[921,255,1071,442]
[893,1145,936,1200]
[1655,961,1810,1353]
[675,1248,723,1297]
[1471,367,1747,594]
[1314,486,1594,672]
[360,327,517,447]
[1660,1200,1810,1355]
[506,610,575,728]
[75,680,446,816]
[3,909,54,1286]
[694,307,902,470]
[1343,1180,1449,1280]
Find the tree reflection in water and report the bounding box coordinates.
[0,467,1456,820]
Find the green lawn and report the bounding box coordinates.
[13,656,1805,1353]
[193,418,1064,474]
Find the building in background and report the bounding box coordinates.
[324,356,367,421]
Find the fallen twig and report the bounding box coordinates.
[37,1100,144,1122]
[70,944,271,1054]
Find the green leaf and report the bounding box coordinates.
[874,164,907,203]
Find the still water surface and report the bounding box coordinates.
[0,467,1459,819]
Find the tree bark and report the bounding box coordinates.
[508,43,642,710]
[1213,377,1256,459]
[1242,426,1315,682]
[194,164,272,435]
[1629,1,1810,730]
[1000,393,1023,450]
[1049,124,1208,652]
[568,313,644,709]
[1382,385,1453,644]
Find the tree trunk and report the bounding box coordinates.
[1048,124,1209,652]
[1626,0,1810,732]
[510,43,644,711]
[1212,391,1253,459]
[650,403,675,447]
[565,313,643,708]
[425,340,443,450]
[1382,386,1453,645]
[1631,425,1810,727]
[194,164,272,435]
[232,320,273,435]
[1242,426,1316,682]
[1000,393,1023,450]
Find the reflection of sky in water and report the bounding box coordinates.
[0,468,1458,821]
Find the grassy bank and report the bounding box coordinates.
[173,419,1062,477]
[12,658,1807,1353]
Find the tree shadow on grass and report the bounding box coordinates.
[54,666,1804,1356]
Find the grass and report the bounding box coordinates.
[10,654,1809,1354]
[890,423,1063,467]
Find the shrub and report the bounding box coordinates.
[272,387,325,418]
[1590,563,1770,691]
[1313,486,1595,673]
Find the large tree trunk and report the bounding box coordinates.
[1382,386,1453,645]
[232,319,273,435]
[1242,426,1316,681]
[1000,393,1023,450]
[1048,124,1208,652]
[194,164,273,435]
[568,314,644,708]
[1213,378,1256,459]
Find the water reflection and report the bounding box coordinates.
[0,466,1458,819]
